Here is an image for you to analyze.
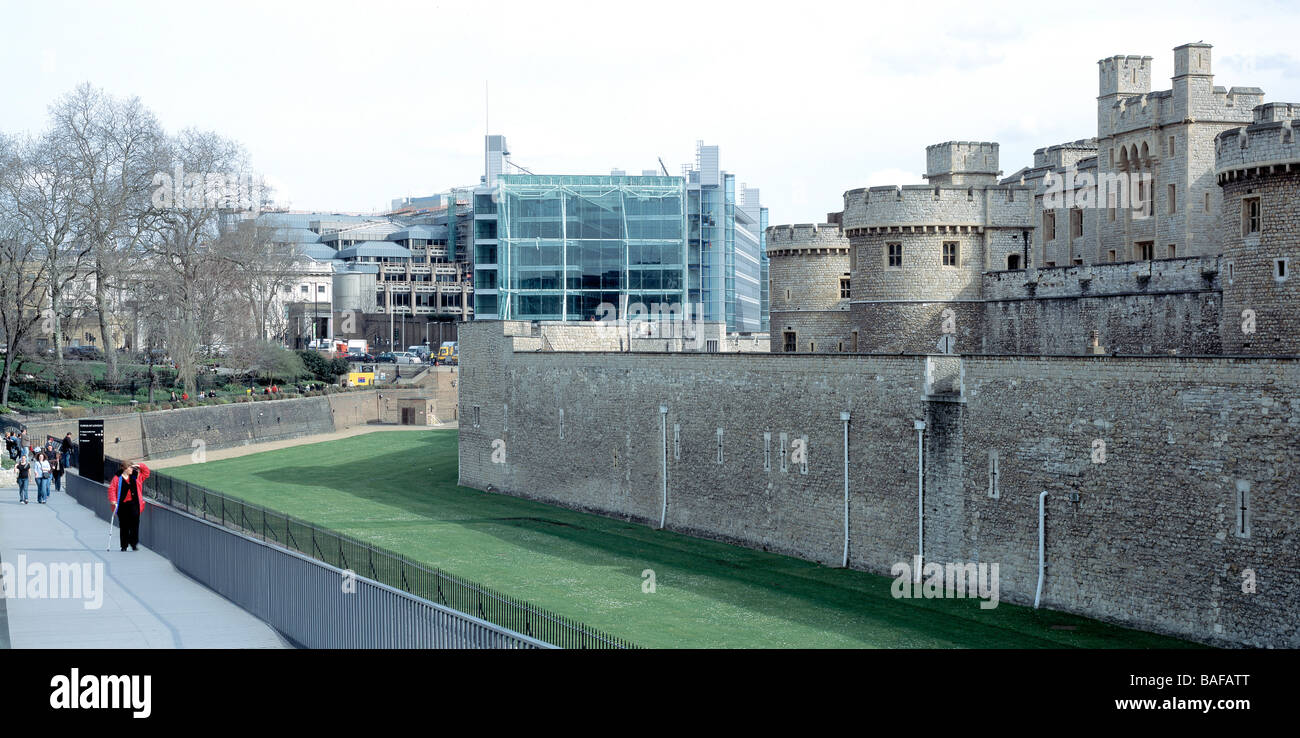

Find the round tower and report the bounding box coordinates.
[766,222,852,353]
[1217,103,1300,355]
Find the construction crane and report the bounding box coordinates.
[506,157,535,175]
[658,157,670,177]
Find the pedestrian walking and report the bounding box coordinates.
[50,451,64,493]
[15,454,30,504]
[60,432,73,469]
[33,452,52,504]
[107,460,151,551]
[4,431,16,460]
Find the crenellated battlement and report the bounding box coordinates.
[1098,54,1153,97]
[1215,104,1300,181]
[765,222,847,253]
[840,183,1032,233]
[925,141,1000,186]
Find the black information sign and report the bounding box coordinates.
[78,419,105,483]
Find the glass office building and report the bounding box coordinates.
[482,174,687,321]
[685,143,766,333]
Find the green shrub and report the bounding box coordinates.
[6,386,33,406]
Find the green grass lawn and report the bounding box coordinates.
[163,430,1201,649]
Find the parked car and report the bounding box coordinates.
[68,346,103,360]
[375,352,397,363]
[347,351,375,363]
[393,351,422,364]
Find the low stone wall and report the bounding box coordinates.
[2,390,382,461]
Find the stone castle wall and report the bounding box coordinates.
[458,320,1299,647]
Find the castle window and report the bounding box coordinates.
[559,409,564,440]
[987,450,1000,499]
[1167,135,1176,157]
[1108,250,1118,262]
[783,332,796,352]
[840,276,851,298]
[1007,254,1022,270]
[1242,197,1261,236]
[716,428,724,464]
[1070,208,1083,239]
[851,330,859,352]
[785,288,791,301]
[942,241,959,267]
[1205,192,1211,213]
[472,405,480,428]
[673,424,680,460]
[1275,258,1289,282]
[1235,481,1251,538]
[1073,258,1083,266]
[838,341,844,352]
[809,341,815,352]
[887,242,903,268]
[1136,241,1154,261]
[1168,244,1177,258]
[1168,184,1176,214]
[1044,212,1056,241]
[763,432,771,471]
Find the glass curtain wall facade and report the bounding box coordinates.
[493,175,686,321]
[688,174,764,333]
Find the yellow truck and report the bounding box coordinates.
[436,341,458,365]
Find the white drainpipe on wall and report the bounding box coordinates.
[658,405,668,529]
[1035,490,1049,608]
[914,419,926,583]
[841,411,851,567]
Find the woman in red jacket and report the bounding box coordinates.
[108,460,151,551]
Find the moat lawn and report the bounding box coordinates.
[164,430,1201,649]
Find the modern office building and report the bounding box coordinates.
[683,142,767,333]
[472,136,764,329]
[487,174,686,321]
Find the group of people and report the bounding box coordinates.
[5,431,74,505]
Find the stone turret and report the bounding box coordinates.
[766,221,852,353]
[1217,103,1300,354]
[841,142,1033,353]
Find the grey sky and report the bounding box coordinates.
[3,0,1298,224]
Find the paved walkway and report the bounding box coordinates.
[0,423,457,647]
[145,421,456,470]
[0,484,288,649]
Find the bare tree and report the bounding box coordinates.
[0,137,57,407]
[221,222,301,344]
[146,128,250,395]
[51,84,165,382]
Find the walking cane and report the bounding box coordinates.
[106,501,119,552]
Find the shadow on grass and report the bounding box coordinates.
[197,430,1204,649]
